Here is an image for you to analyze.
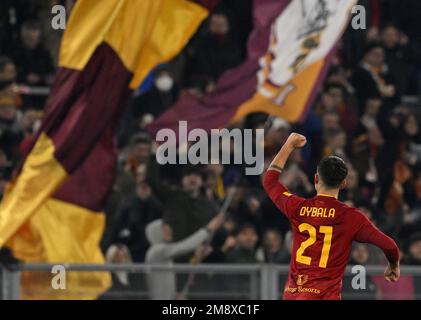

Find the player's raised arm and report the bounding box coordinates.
[354,213,400,282]
[262,133,307,218]
[267,132,307,173]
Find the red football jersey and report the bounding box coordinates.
[263,170,399,300]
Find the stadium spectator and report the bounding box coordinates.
[404,173,421,229]
[351,42,397,109]
[8,20,54,108]
[321,111,340,131]
[0,93,23,163]
[264,117,290,158]
[0,56,17,97]
[145,212,225,299]
[322,128,349,162]
[324,82,358,135]
[403,233,421,265]
[18,108,41,155]
[350,243,370,265]
[111,178,163,262]
[99,244,144,300]
[185,12,242,85]
[203,163,225,203]
[132,68,180,119]
[225,223,261,263]
[124,133,153,177]
[101,166,136,252]
[226,183,264,234]
[0,149,11,200]
[278,161,314,197]
[352,95,384,183]
[342,243,379,299]
[338,166,370,205]
[262,228,290,264]
[9,20,54,86]
[380,24,411,96]
[146,162,218,252]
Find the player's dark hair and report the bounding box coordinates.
[317,156,348,188]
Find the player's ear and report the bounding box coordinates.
[314,173,319,185]
[339,179,347,190]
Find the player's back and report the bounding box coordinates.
[263,140,400,300]
[263,169,399,300]
[285,194,361,299]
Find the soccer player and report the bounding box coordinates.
[263,132,400,300]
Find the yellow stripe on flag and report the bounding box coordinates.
[0,133,67,247]
[59,0,124,70]
[8,198,110,300]
[126,0,208,88]
[60,0,208,88]
[0,0,210,300]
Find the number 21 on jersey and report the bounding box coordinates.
[296,223,333,268]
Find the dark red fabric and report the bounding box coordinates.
[43,44,131,172]
[370,0,381,28]
[53,124,118,212]
[354,217,400,263]
[19,43,132,211]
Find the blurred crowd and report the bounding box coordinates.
[1,0,421,297]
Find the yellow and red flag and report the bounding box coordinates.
[0,0,217,299]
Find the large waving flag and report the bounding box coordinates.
[147,0,357,136]
[0,0,216,299]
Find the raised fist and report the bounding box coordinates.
[285,132,307,149]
